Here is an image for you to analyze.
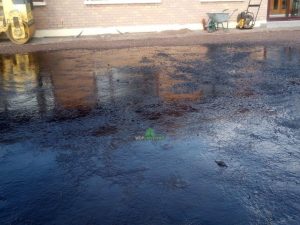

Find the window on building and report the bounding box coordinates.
[33,0,46,6]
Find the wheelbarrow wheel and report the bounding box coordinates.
[207,19,216,33]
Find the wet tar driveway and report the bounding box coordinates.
[0,44,300,225]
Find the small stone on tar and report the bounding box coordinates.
[215,160,228,167]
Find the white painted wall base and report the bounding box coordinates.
[34,21,267,38]
[267,21,300,29]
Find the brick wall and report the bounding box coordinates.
[33,0,268,30]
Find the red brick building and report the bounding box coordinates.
[32,0,299,37]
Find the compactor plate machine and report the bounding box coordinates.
[237,0,263,29]
[0,0,35,44]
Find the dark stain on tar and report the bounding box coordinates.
[93,125,118,136]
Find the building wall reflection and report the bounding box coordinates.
[0,47,211,118]
[38,51,97,112]
[0,51,98,117]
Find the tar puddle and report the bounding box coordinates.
[0,45,299,225]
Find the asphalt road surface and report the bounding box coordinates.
[0,33,300,225]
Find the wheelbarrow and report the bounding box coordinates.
[206,9,238,33]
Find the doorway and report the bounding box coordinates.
[270,0,288,14]
[269,0,300,18]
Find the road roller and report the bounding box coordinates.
[0,0,35,44]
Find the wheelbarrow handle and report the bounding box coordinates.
[222,9,229,12]
[229,8,239,17]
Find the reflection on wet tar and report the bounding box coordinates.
[0,44,300,225]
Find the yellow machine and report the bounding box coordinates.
[0,0,35,44]
[1,53,39,92]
